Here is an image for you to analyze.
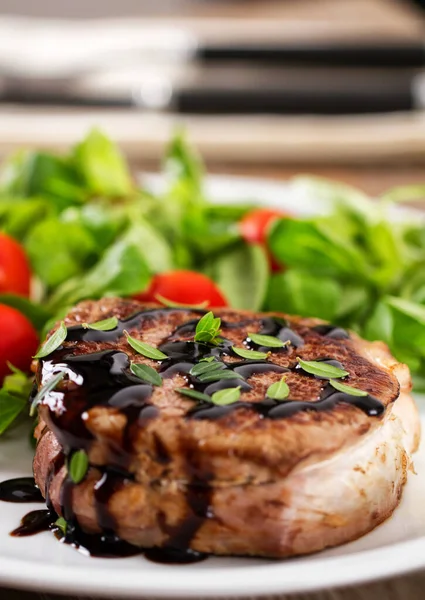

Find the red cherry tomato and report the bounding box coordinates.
[239,208,288,272]
[134,270,228,308]
[0,233,32,297]
[0,304,39,381]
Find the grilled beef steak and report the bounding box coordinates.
[33,299,420,558]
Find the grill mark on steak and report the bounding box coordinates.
[29,303,397,560]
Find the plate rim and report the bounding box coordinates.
[1,534,425,598]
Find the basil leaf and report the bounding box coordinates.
[190,361,225,378]
[297,358,349,379]
[199,356,216,363]
[248,333,287,348]
[176,388,211,403]
[232,347,269,360]
[155,294,209,310]
[266,378,290,400]
[0,390,27,435]
[68,450,89,484]
[198,370,244,384]
[82,317,118,331]
[329,380,368,397]
[33,322,67,359]
[124,331,167,360]
[55,517,67,535]
[211,386,241,406]
[194,312,221,344]
[30,371,65,417]
[130,362,162,386]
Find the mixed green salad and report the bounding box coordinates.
[1,128,425,437]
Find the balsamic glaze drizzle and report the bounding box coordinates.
[3,308,383,563]
[11,510,56,537]
[2,477,206,563]
[0,477,44,503]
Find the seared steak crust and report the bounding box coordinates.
[33,298,418,558]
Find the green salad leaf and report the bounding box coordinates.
[207,243,269,311]
[73,129,133,197]
[0,391,27,435]
[25,218,98,288]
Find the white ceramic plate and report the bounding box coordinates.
[1,174,424,598]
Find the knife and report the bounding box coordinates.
[1,66,423,115]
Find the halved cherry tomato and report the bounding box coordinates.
[239,208,288,272]
[134,270,228,308]
[0,233,32,297]
[0,304,39,381]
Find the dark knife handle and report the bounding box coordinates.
[199,44,425,68]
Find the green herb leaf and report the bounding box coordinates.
[130,362,162,386]
[34,322,67,359]
[176,388,212,403]
[266,377,290,400]
[199,356,216,363]
[197,370,244,384]
[82,316,118,331]
[232,347,269,360]
[194,312,222,344]
[211,386,241,406]
[329,379,368,397]
[190,360,225,378]
[155,294,209,310]
[30,371,65,417]
[247,333,287,348]
[68,450,89,484]
[55,517,67,535]
[124,331,167,360]
[297,358,349,379]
